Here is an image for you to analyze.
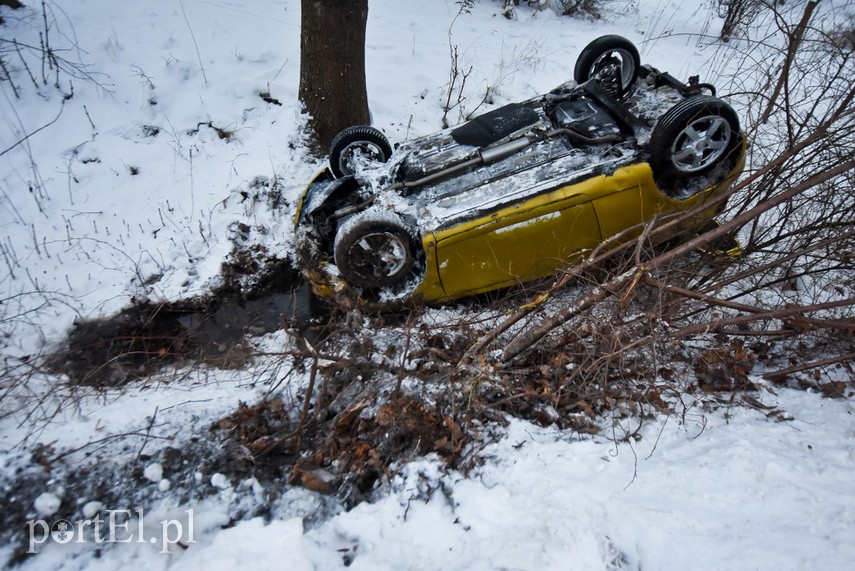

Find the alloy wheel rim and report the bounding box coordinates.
[670,115,732,173]
[339,141,385,175]
[349,231,408,281]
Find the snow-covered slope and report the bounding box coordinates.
[1,0,853,569]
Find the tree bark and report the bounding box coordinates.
[299,0,370,154]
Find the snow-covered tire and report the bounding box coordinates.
[334,210,415,289]
[574,35,641,98]
[649,96,740,190]
[329,125,393,178]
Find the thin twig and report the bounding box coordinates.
[670,297,855,338]
[643,275,855,332]
[14,39,39,88]
[0,99,66,158]
[178,0,208,84]
[135,406,159,462]
[763,352,855,380]
[0,56,19,98]
[295,350,319,450]
[51,430,172,463]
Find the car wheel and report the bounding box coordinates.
[334,211,415,289]
[649,96,740,189]
[329,125,393,178]
[574,35,641,98]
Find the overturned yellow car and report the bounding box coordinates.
[296,35,745,306]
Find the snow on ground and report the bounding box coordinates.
[1,0,853,569]
[0,0,733,357]
[9,386,855,570]
[302,390,855,570]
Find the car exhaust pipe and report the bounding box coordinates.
[391,137,534,191]
[478,137,533,163]
[389,156,484,190]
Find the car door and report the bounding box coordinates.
[589,163,714,245]
[588,163,654,242]
[433,190,601,299]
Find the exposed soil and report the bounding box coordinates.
[46,251,313,387]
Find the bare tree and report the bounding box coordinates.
[299,0,370,154]
[457,4,855,391]
[717,0,762,41]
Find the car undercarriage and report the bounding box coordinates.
[295,35,746,305]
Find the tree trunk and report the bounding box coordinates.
[299,0,370,155]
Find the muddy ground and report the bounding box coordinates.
[46,251,316,387]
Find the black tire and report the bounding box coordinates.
[649,96,741,191]
[329,125,393,178]
[574,35,641,98]
[333,211,415,289]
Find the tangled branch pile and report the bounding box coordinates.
[215,3,854,500]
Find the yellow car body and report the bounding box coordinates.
[298,148,744,305]
[415,159,741,302]
[296,40,746,308]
